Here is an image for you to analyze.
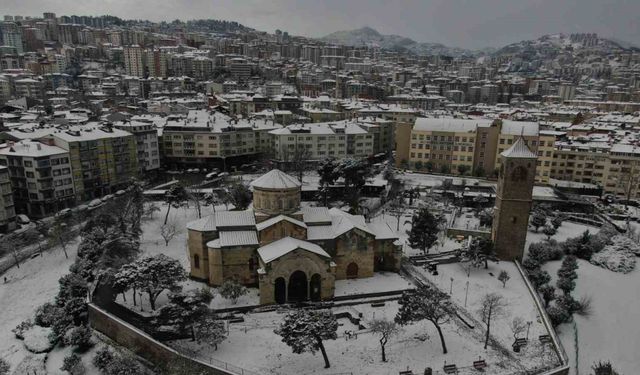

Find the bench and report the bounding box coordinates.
[371,302,386,307]
[228,317,245,323]
[443,364,458,374]
[515,338,528,347]
[399,371,413,375]
[539,335,552,344]
[473,360,487,370]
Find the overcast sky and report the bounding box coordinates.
[3,0,639,49]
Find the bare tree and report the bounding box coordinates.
[188,189,203,219]
[478,293,507,349]
[48,219,73,259]
[160,222,177,246]
[369,319,400,362]
[498,270,511,288]
[387,197,407,231]
[0,235,23,269]
[509,317,527,343]
[283,143,313,183]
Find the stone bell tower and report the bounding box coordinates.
[491,137,537,261]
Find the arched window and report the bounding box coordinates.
[248,258,254,271]
[194,254,200,269]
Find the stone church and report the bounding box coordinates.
[491,136,537,261]
[186,169,402,305]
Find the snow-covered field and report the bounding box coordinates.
[543,259,640,375]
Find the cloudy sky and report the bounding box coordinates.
[3,0,639,49]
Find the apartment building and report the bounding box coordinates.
[270,120,374,161]
[0,166,16,232]
[0,140,74,217]
[113,120,160,172]
[44,125,138,201]
[124,45,144,77]
[357,117,395,155]
[161,110,280,167]
[550,141,640,199]
[397,118,552,183]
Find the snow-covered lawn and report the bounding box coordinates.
[172,298,556,375]
[525,221,598,257]
[543,259,640,375]
[334,272,413,297]
[0,240,79,372]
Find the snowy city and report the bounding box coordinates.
[1,2,640,375]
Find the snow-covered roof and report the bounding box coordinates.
[216,231,259,247]
[301,206,332,224]
[413,117,492,133]
[367,222,399,240]
[501,137,538,159]
[215,211,256,228]
[186,215,217,232]
[256,215,307,231]
[0,139,68,157]
[257,237,330,264]
[250,169,301,190]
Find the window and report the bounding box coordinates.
[194,254,200,269]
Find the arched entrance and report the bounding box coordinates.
[288,271,308,303]
[310,274,322,302]
[346,262,359,279]
[274,277,286,304]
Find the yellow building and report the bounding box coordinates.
[186,169,402,305]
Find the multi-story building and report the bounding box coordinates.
[357,117,396,155]
[124,45,144,77]
[43,125,138,201]
[0,140,74,217]
[113,120,160,173]
[397,118,551,183]
[270,120,374,162]
[0,166,16,232]
[161,110,280,168]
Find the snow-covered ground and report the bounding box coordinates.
[543,259,640,375]
[172,298,556,375]
[0,238,79,372]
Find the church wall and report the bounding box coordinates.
[258,249,335,305]
[253,188,300,216]
[207,248,224,286]
[372,239,402,272]
[219,245,258,286]
[333,230,375,280]
[258,221,307,246]
[187,229,216,281]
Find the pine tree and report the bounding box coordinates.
[530,211,547,233]
[275,309,338,369]
[395,285,453,354]
[406,207,442,254]
[228,182,252,210]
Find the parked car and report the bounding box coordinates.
[88,199,103,210]
[16,214,30,225]
[55,208,72,219]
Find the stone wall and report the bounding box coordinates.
[253,187,300,216]
[333,231,375,280]
[208,245,257,286]
[88,304,237,375]
[258,220,307,246]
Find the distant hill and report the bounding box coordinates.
[320,27,478,57]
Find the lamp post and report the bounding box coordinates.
[526,321,532,340]
[464,281,469,307]
[449,277,454,295]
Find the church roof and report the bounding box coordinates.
[215,211,256,228]
[250,169,301,190]
[186,214,217,232]
[301,206,332,224]
[257,237,330,264]
[501,137,537,159]
[208,230,259,248]
[256,215,307,231]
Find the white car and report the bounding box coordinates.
[17,214,30,225]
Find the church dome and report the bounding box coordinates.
[251,169,301,215]
[250,169,301,190]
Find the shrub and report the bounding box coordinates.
[590,236,638,273]
[92,346,115,370]
[574,295,593,317]
[12,319,34,339]
[528,240,563,264]
[35,303,65,327]
[61,353,84,374]
[546,305,571,327]
[0,358,9,375]
[63,326,93,349]
[218,280,248,304]
[527,269,551,289]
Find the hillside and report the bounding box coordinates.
[320,27,477,57]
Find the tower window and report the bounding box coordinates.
[194,254,200,269]
[511,217,517,223]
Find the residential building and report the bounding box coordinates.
[0,140,74,217]
[0,166,16,232]
[113,120,160,172]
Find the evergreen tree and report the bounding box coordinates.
[218,280,248,304]
[530,211,547,233]
[542,225,557,240]
[395,285,453,354]
[228,182,252,210]
[275,309,338,369]
[539,284,556,307]
[194,312,227,350]
[406,207,442,254]
[318,158,340,206]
